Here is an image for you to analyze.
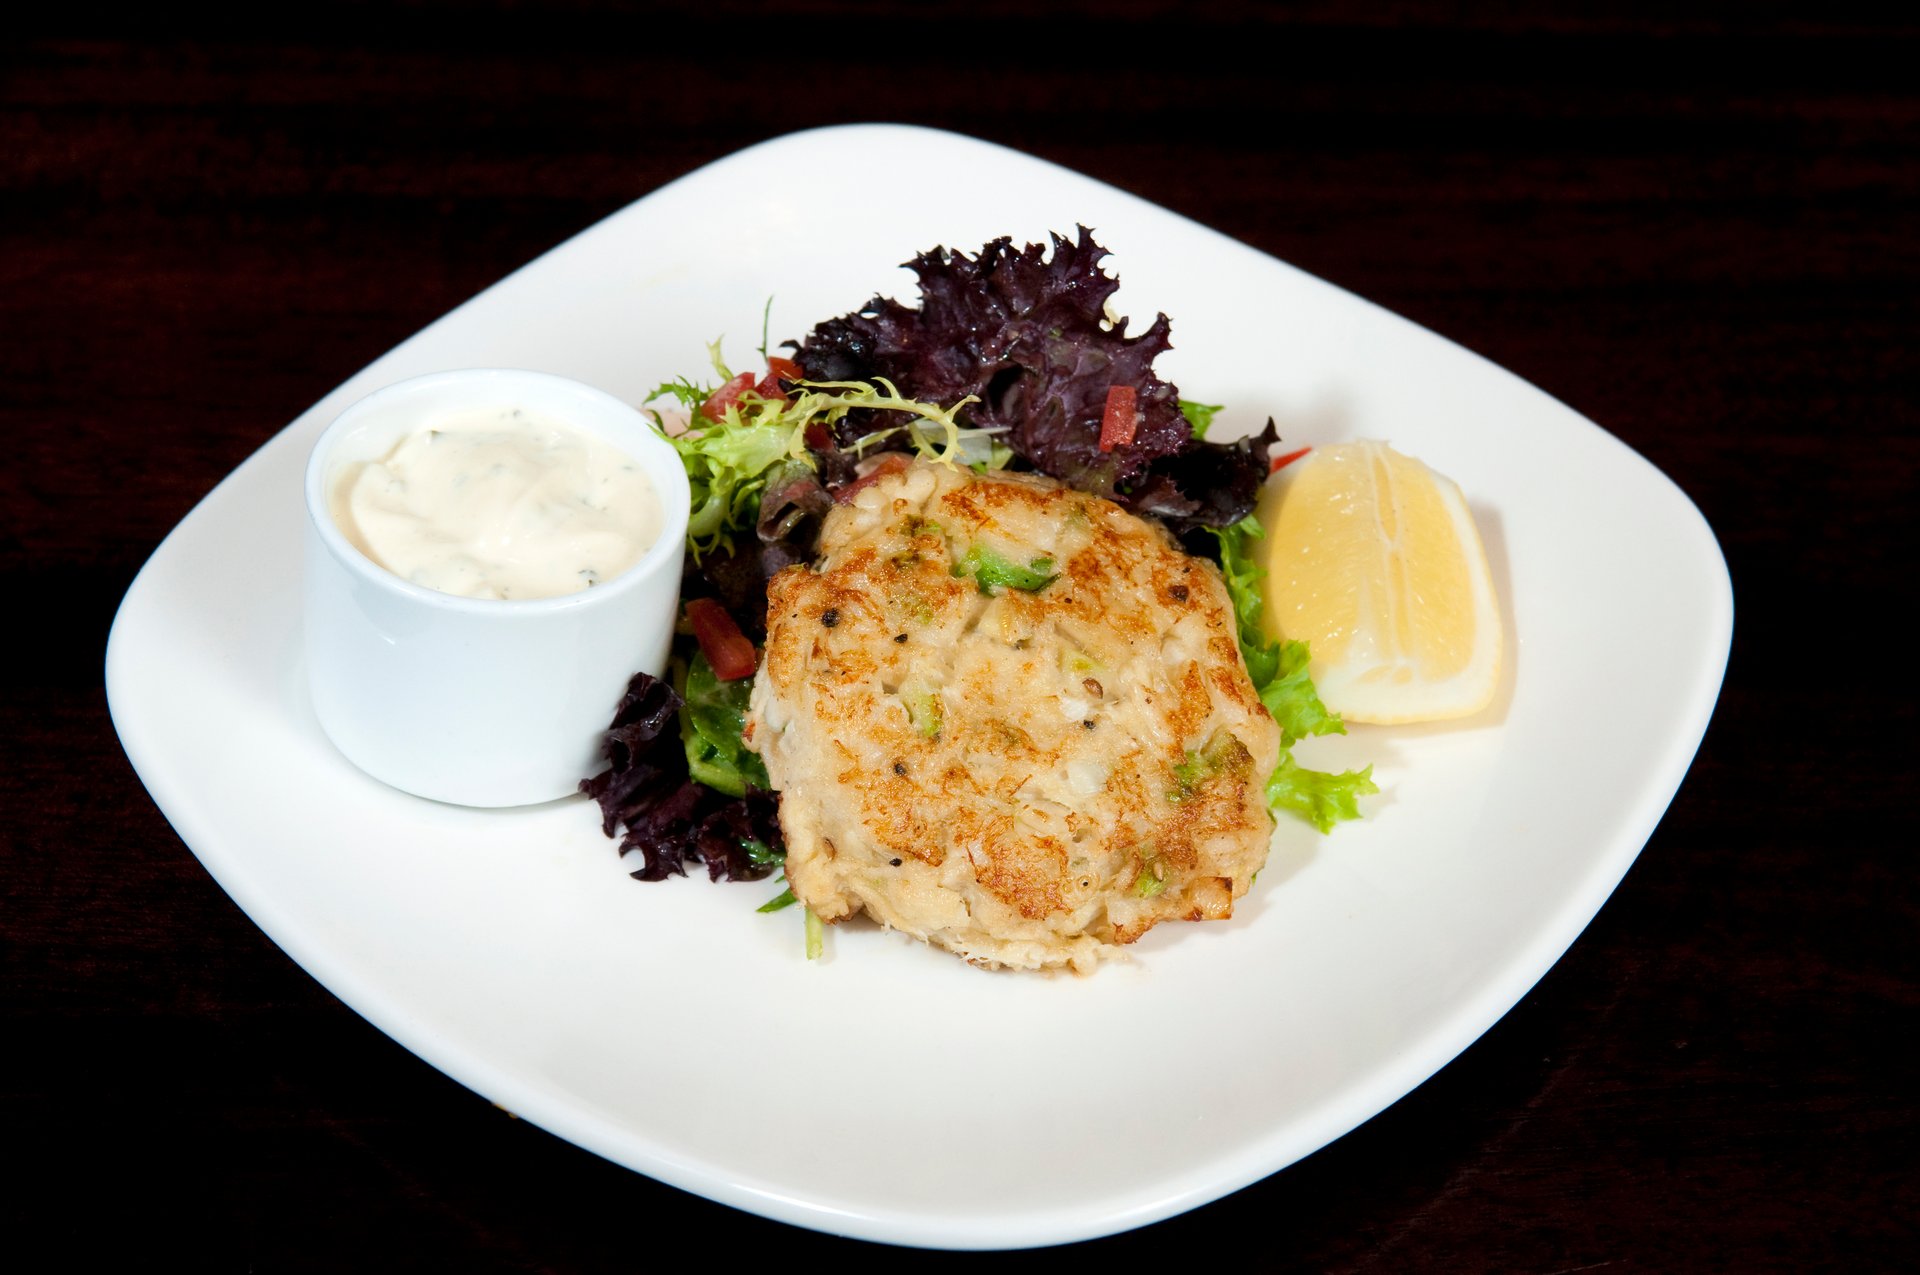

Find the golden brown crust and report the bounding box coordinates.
[747,461,1282,972]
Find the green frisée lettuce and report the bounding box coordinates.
[1205,515,1377,832]
[648,345,990,560]
[654,403,800,560]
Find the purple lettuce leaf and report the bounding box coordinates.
[789,227,1271,527]
[580,670,784,883]
[1131,419,1281,534]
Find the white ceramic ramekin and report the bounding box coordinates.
[303,369,689,807]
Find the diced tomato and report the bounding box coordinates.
[832,451,913,504]
[685,598,758,680]
[1098,385,1138,452]
[755,355,804,403]
[699,371,756,422]
[1270,446,1311,473]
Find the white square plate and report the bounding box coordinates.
[107,124,1731,1248]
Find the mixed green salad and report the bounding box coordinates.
[582,229,1374,901]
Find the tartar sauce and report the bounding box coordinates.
[331,409,663,600]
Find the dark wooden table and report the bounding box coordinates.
[6,6,1914,1269]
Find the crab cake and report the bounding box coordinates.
[744,460,1281,972]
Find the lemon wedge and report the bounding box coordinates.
[1255,440,1501,724]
